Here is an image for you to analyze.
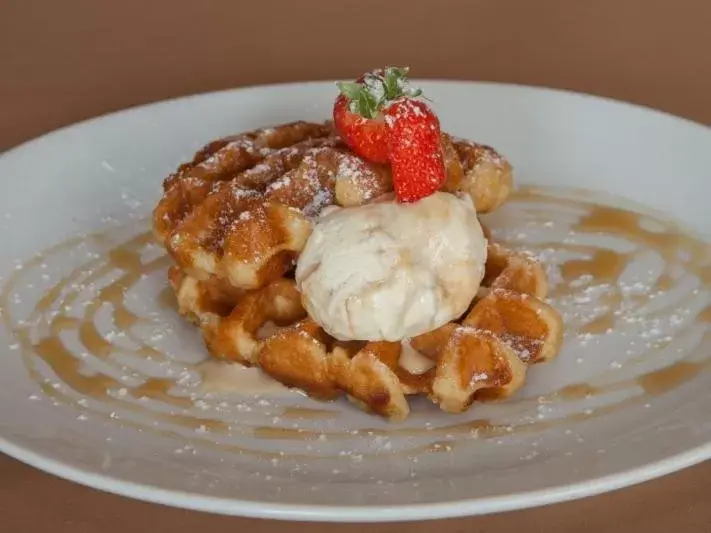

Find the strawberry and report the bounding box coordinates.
[384,99,446,203]
[333,67,423,164]
[333,94,389,163]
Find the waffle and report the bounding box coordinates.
[155,120,559,421]
[153,121,513,292]
[169,242,563,421]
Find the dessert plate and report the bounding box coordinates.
[0,81,710,522]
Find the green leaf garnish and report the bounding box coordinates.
[336,82,363,101]
[335,66,425,118]
[382,66,407,99]
[357,89,379,119]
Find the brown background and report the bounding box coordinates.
[1,0,710,530]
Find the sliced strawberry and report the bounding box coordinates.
[333,67,423,164]
[384,99,446,203]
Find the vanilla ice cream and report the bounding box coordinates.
[294,192,488,341]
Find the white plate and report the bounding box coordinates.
[0,81,710,522]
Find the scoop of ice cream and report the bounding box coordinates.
[295,192,488,341]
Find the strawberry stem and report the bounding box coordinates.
[336,66,424,119]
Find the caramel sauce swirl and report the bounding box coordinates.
[0,186,709,460]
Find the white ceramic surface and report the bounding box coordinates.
[0,81,710,522]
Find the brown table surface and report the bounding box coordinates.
[2,0,710,531]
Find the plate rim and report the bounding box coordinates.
[1,79,710,521]
[2,434,709,521]
[2,79,710,157]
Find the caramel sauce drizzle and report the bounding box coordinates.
[560,249,633,284]
[1,186,709,457]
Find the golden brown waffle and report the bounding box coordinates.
[442,139,513,214]
[153,121,514,293]
[169,243,563,421]
[155,119,554,420]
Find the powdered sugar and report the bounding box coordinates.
[230,186,261,202]
[470,372,489,384]
[303,188,334,218]
[334,154,388,202]
[266,175,292,192]
[336,155,365,181]
[362,75,386,104]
